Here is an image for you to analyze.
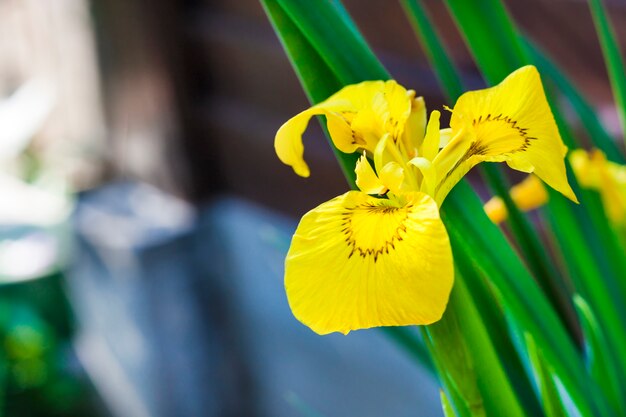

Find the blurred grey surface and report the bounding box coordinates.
[66,182,442,417]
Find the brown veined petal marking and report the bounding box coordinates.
[285,191,454,335]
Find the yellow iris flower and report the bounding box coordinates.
[570,149,626,225]
[275,65,576,335]
[484,175,548,224]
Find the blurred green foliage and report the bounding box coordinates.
[0,272,97,417]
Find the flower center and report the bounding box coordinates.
[472,113,535,155]
[340,201,412,262]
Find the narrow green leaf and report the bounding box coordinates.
[424,290,486,417]
[525,334,568,417]
[441,390,459,417]
[444,0,527,84]
[545,174,626,391]
[442,182,613,417]
[423,328,472,417]
[452,235,545,417]
[261,0,359,185]
[574,187,626,294]
[274,0,388,84]
[544,106,624,292]
[380,327,435,376]
[588,0,626,145]
[446,275,528,417]
[479,164,579,340]
[573,295,625,415]
[399,0,464,102]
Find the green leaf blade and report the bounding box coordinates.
[588,0,626,145]
[399,0,464,102]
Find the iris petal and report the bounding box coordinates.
[433,65,577,204]
[275,81,413,177]
[402,95,427,156]
[355,154,386,195]
[420,110,441,161]
[275,108,325,177]
[285,191,454,335]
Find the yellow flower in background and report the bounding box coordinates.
[484,175,548,224]
[276,65,576,335]
[570,149,626,224]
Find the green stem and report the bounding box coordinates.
[399,0,464,102]
[425,271,531,417]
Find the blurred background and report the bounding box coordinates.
[0,0,624,416]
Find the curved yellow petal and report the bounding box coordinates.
[285,191,454,335]
[434,65,577,204]
[275,80,414,177]
[275,108,321,177]
[355,154,386,195]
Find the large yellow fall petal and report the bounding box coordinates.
[433,65,577,204]
[275,80,413,177]
[285,191,454,335]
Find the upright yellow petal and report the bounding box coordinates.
[402,95,427,157]
[409,156,437,196]
[355,154,386,195]
[285,191,454,335]
[275,81,413,177]
[376,80,414,141]
[420,110,441,161]
[433,66,577,204]
[378,161,405,195]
